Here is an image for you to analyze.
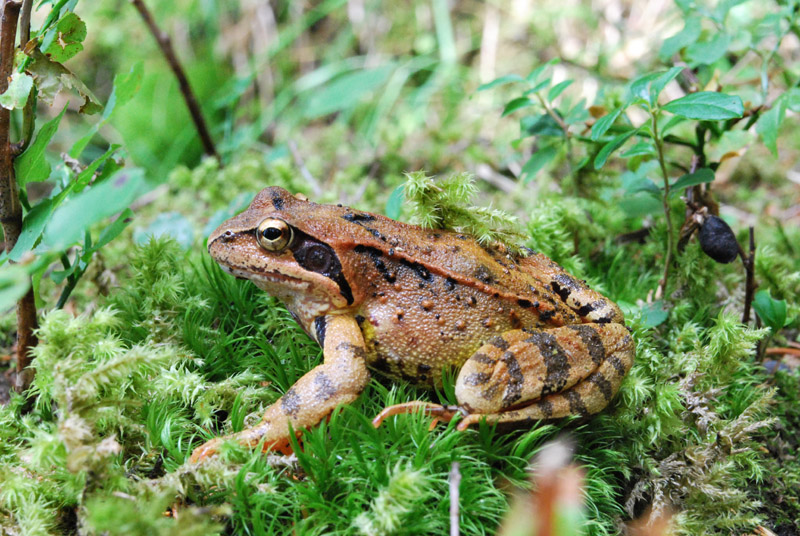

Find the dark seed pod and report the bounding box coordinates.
[698,215,739,264]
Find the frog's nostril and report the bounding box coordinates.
[221,230,235,242]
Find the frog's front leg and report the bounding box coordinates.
[190,314,369,462]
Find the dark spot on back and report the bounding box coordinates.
[488,336,509,351]
[281,387,300,416]
[445,278,457,291]
[271,192,285,210]
[355,245,395,283]
[539,309,556,322]
[342,212,376,223]
[400,259,431,281]
[517,299,535,308]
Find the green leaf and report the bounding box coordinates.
[502,97,533,117]
[685,33,731,66]
[70,62,143,158]
[526,59,559,83]
[520,114,563,138]
[629,72,662,104]
[0,72,33,110]
[669,167,715,196]
[384,185,404,220]
[639,301,669,328]
[659,16,702,60]
[563,98,589,125]
[90,209,134,253]
[662,91,743,120]
[477,74,523,91]
[72,146,119,193]
[521,145,557,183]
[302,65,394,119]
[755,97,786,157]
[14,105,67,187]
[42,168,149,249]
[527,78,551,94]
[44,12,87,63]
[649,66,685,105]
[594,128,638,169]
[753,289,788,332]
[547,80,573,101]
[590,107,623,140]
[0,265,31,312]
[8,198,54,261]
[785,88,800,113]
[621,141,656,158]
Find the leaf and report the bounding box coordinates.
[8,198,54,261]
[520,114,563,138]
[590,107,623,140]
[639,301,669,328]
[649,66,685,105]
[72,146,119,193]
[547,80,573,101]
[659,16,702,60]
[302,65,394,119]
[526,59,560,82]
[26,50,101,114]
[90,208,134,253]
[563,98,589,125]
[0,265,31,312]
[14,105,67,187]
[621,141,656,158]
[629,72,663,104]
[43,12,86,63]
[477,74,524,91]
[662,91,743,120]
[594,128,639,169]
[521,145,557,183]
[42,168,149,249]
[384,185,404,220]
[669,167,715,197]
[685,33,731,66]
[0,72,33,110]
[502,97,533,117]
[755,97,786,157]
[70,62,144,158]
[753,289,788,332]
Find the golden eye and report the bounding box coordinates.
[256,218,293,252]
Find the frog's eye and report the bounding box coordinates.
[256,218,293,252]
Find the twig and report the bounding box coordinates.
[741,227,756,323]
[130,0,220,161]
[765,347,800,357]
[448,462,461,536]
[0,0,37,393]
[16,0,33,154]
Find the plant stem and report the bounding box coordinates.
[651,110,673,300]
[741,226,756,323]
[130,0,220,162]
[0,0,37,392]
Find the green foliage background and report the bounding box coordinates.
[1,0,799,535]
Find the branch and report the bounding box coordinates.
[0,0,37,393]
[130,0,220,161]
[741,227,756,324]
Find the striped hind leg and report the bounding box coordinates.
[453,322,634,430]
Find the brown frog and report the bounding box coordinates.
[190,187,634,462]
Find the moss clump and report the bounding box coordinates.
[403,171,527,250]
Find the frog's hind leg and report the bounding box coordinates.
[454,322,634,430]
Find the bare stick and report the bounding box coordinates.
[448,462,461,536]
[130,0,220,161]
[741,226,756,323]
[0,0,37,392]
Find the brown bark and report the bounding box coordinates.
[0,0,37,393]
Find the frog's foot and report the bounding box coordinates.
[372,401,467,428]
[190,433,297,464]
[190,437,226,463]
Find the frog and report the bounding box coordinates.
[189,186,634,462]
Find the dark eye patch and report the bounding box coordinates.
[291,230,353,304]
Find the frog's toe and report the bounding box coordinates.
[189,437,225,463]
[372,401,464,428]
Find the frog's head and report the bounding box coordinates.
[208,187,354,317]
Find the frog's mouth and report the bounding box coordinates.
[218,263,308,287]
